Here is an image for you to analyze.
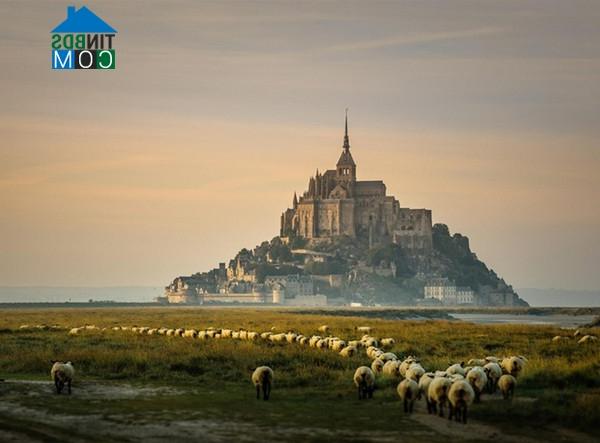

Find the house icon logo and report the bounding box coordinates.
[51,5,117,70]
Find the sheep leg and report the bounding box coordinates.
[439,403,445,418]
[409,400,414,414]
[67,379,71,395]
[54,377,61,394]
[463,406,468,424]
[256,385,260,400]
[368,387,373,399]
[358,386,362,400]
[475,390,480,403]
[448,404,453,421]
[263,381,270,401]
[430,401,437,415]
[404,399,408,413]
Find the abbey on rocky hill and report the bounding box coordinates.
[280,112,432,251]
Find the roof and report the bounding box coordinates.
[51,6,117,33]
[336,149,356,167]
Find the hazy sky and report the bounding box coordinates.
[1,1,599,291]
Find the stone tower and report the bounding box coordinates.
[336,110,356,194]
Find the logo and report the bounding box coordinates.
[51,5,117,70]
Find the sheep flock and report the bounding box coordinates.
[38,321,594,425]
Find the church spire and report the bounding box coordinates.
[343,108,350,152]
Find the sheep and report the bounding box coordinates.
[574,329,582,337]
[483,362,502,393]
[147,328,158,335]
[552,335,570,342]
[362,337,378,348]
[371,358,385,374]
[50,361,74,395]
[166,329,176,336]
[434,370,448,378]
[418,373,436,413]
[340,345,358,357]
[383,360,402,378]
[348,340,361,348]
[380,338,396,348]
[366,346,381,359]
[448,379,475,424]
[484,356,499,364]
[252,366,274,401]
[317,325,330,333]
[467,358,486,367]
[578,335,598,344]
[501,356,526,377]
[270,333,286,343]
[239,330,248,340]
[315,339,328,350]
[380,352,398,363]
[399,357,419,377]
[299,337,309,345]
[331,340,347,351]
[285,332,297,343]
[498,374,517,400]
[397,378,419,413]
[446,362,465,377]
[260,332,272,340]
[183,329,198,338]
[309,336,322,347]
[405,363,425,382]
[356,326,372,333]
[466,367,487,403]
[68,327,83,335]
[221,329,233,338]
[428,376,452,417]
[353,366,375,400]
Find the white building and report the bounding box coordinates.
[424,278,474,305]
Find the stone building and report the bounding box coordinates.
[280,113,432,250]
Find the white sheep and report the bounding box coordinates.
[68,327,83,335]
[50,361,74,395]
[399,356,419,377]
[578,335,598,344]
[466,367,487,403]
[356,326,372,333]
[483,362,502,393]
[299,337,309,345]
[353,366,375,400]
[446,362,466,377]
[260,332,272,340]
[383,360,402,378]
[498,374,517,400]
[317,325,330,333]
[379,352,398,363]
[428,376,452,417]
[484,356,499,364]
[501,356,526,377]
[331,340,347,351]
[467,358,486,367]
[285,332,297,343]
[309,336,322,347]
[405,363,425,382]
[183,329,198,338]
[397,378,419,414]
[363,337,378,348]
[371,358,384,374]
[448,379,475,424]
[339,345,358,357]
[418,373,436,413]
[380,338,396,348]
[252,366,274,400]
[552,335,569,342]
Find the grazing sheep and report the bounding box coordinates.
[501,356,526,377]
[380,338,396,348]
[552,336,569,342]
[428,376,452,417]
[247,332,259,341]
[220,329,232,338]
[383,360,402,378]
[578,335,598,344]
[467,358,486,367]
[397,378,419,413]
[406,364,425,382]
[285,332,297,343]
[252,366,274,401]
[174,328,185,337]
[483,362,502,393]
[434,370,448,378]
[466,367,487,403]
[318,325,330,333]
[166,329,176,336]
[356,326,372,333]
[339,346,358,357]
[260,332,272,340]
[315,339,328,350]
[309,336,322,347]
[418,373,436,413]
[447,362,466,377]
[448,379,475,424]
[270,333,286,343]
[574,329,582,337]
[484,356,499,364]
[50,361,74,395]
[366,346,381,359]
[348,340,361,348]
[498,374,517,400]
[362,337,378,348]
[183,329,198,338]
[68,327,83,335]
[299,337,309,345]
[353,367,375,400]
[399,357,419,377]
[331,340,347,351]
[371,358,385,374]
[380,352,398,363]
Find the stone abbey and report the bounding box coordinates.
[280,114,433,251]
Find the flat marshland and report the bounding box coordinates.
[0,307,599,442]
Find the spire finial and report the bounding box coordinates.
[343,108,350,152]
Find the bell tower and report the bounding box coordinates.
[336,109,356,186]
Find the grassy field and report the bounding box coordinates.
[0,307,599,442]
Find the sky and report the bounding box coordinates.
[1,1,599,292]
